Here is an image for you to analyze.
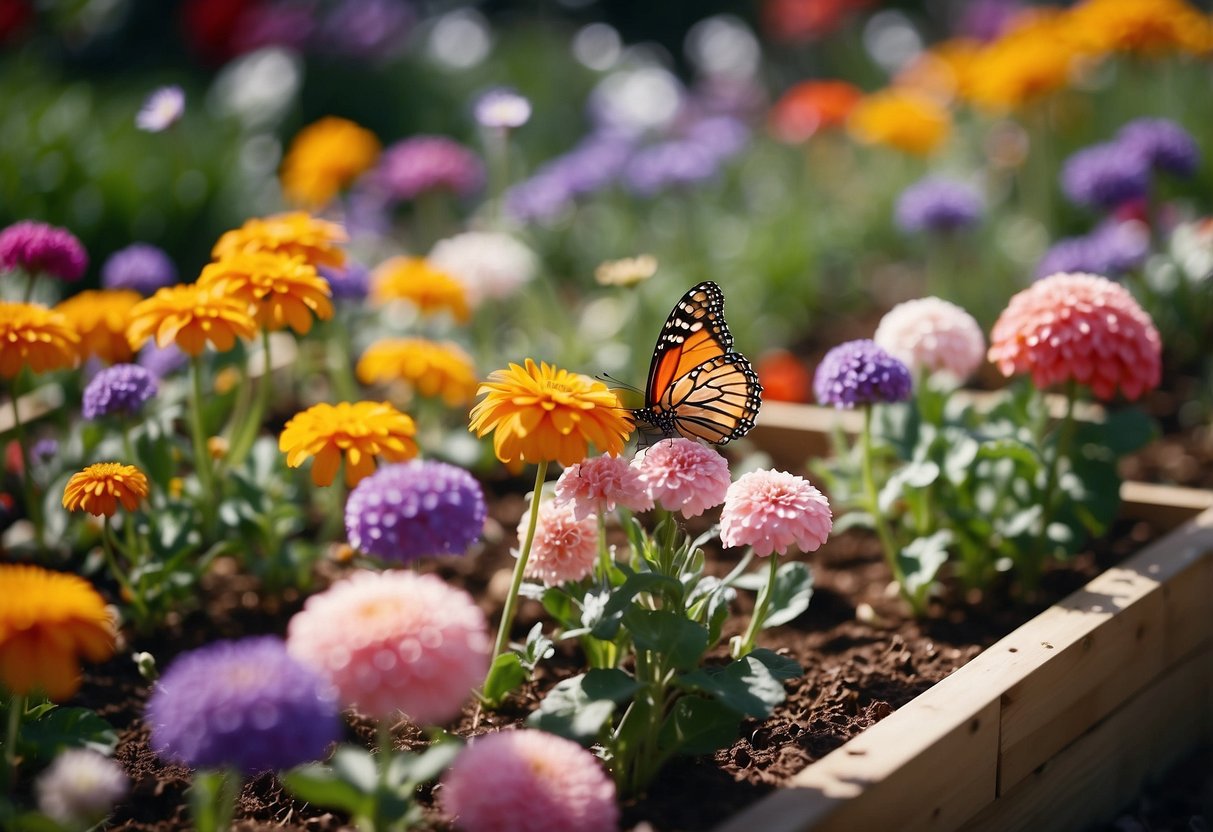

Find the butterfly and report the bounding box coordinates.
[631,281,762,445]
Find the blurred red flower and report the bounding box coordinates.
[762,0,873,43]
[757,350,812,403]
[769,80,863,143]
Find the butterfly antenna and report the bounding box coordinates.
[598,373,643,395]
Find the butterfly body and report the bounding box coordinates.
[631,281,762,445]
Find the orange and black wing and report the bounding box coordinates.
[643,281,733,406]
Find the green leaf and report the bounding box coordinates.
[677,653,795,718]
[658,695,742,757]
[20,707,117,760]
[747,648,803,681]
[942,432,980,484]
[1079,408,1157,455]
[976,437,1042,470]
[760,562,815,628]
[389,739,462,786]
[897,531,952,598]
[527,669,639,743]
[332,746,380,793]
[282,762,373,817]
[591,572,682,639]
[189,769,241,832]
[481,652,527,706]
[622,608,710,671]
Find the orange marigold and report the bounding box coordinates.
[963,11,1086,111]
[357,338,479,407]
[127,284,258,356]
[370,256,470,322]
[198,251,333,335]
[1068,0,1213,56]
[54,289,142,364]
[0,565,115,700]
[0,302,80,378]
[279,401,419,487]
[896,39,982,105]
[62,462,149,517]
[469,359,633,466]
[281,116,382,208]
[769,80,863,143]
[212,212,348,269]
[848,89,951,156]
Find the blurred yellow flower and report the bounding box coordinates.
[469,359,633,466]
[62,462,149,517]
[0,565,115,701]
[896,39,982,105]
[1068,0,1213,56]
[198,251,333,335]
[0,302,79,378]
[55,290,142,365]
[357,338,479,407]
[128,284,258,356]
[964,10,1087,111]
[279,401,419,487]
[212,212,348,269]
[280,116,381,208]
[370,256,470,322]
[213,366,242,395]
[848,89,951,156]
[595,255,658,287]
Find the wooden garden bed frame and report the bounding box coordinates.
[720,401,1213,832]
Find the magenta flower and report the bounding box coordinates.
[634,438,730,518]
[136,85,185,132]
[520,499,599,587]
[376,135,484,201]
[720,469,832,557]
[873,297,986,381]
[554,455,652,521]
[287,571,490,724]
[440,730,619,832]
[0,221,87,282]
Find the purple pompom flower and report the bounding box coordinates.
[136,86,185,133]
[101,243,178,295]
[1061,143,1149,210]
[318,262,369,301]
[82,364,158,420]
[814,339,913,409]
[1035,219,1149,279]
[376,136,484,201]
[0,221,88,282]
[895,176,985,234]
[145,636,340,775]
[475,88,532,129]
[345,460,487,563]
[1118,118,1200,179]
[137,342,188,378]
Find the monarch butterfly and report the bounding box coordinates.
[631,281,762,445]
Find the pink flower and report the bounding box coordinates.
[873,296,986,381]
[440,730,619,832]
[720,469,833,557]
[286,571,490,724]
[554,455,652,520]
[988,272,1162,401]
[520,499,598,587]
[634,438,730,518]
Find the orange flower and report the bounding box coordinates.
[756,350,812,403]
[0,565,115,700]
[198,251,333,335]
[469,359,633,466]
[62,462,149,517]
[127,284,258,356]
[848,89,951,156]
[370,256,470,322]
[281,116,381,208]
[54,289,142,364]
[357,338,479,407]
[769,80,863,143]
[1068,0,1213,56]
[279,401,419,487]
[963,11,1086,111]
[0,302,79,377]
[212,212,348,269]
[896,39,982,105]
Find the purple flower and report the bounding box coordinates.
[505,133,635,223]
[322,0,415,60]
[0,221,88,282]
[146,637,340,775]
[137,342,188,379]
[376,136,484,201]
[958,0,1024,41]
[31,439,58,465]
[232,1,316,53]
[318,262,369,301]
[345,460,487,563]
[1035,219,1149,279]
[82,364,158,420]
[475,88,532,129]
[683,115,750,161]
[136,86,185,133]
[1118,118,1200,179]
[813,339,912,409]
[1061,142,1149,210]
[101,243,177,295]
[895,177,985,234]
[624,141,717,196]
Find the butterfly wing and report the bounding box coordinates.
[643,282,733,408]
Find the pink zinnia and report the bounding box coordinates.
[377,135,484,201]
[720,469,833,557]
[554,454,652,521]
[988,272,1162,401]
[634,438,730,518]
[520,499,598,587]
[0,221,87,282]
[873,296,986,381]
[286,571,490,724]
[440,730,619,832]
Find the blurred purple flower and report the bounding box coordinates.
[318,262,369,301]
[475,88,532,129]
[505,133,634,222]
[958,0,1024,41]
[136,86,185,133]
[813,339,912,409]
[101,243,177,295]
[1061,142,1149,210]
[684,115,750,161]
[137,342,188,379]
[83,364,158,421]
[0,221,87,282]
[1035,219,1149,279]
[1118,118,1200,179]
[895,177,985,234]
[376,136,483,201]
[624,141,718,196]
[322,0,414,58]
[31,439,58,465]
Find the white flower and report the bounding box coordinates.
[1170,218,1213,283]
[36,749,128,829]
[874,296,986,382]
[428,231,538,306]
[135,85,185,132]
[474,88,532,129]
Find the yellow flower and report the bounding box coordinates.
[1068,0,1213,56]
[963,11,1086,111]
[595,255,658,287]
[127,284,258,356]
[198,252,333,335]
[62,462,149,517]
[357,338,479,407]
[370,256,470,322]
[896,39,982,105]
[212,212,348,269]
[469,359,633,466]
[279,401,419,487]
[281,116,382,208]
[0,565,115,700]
[0,302,80,378]
[54,289,142,364]
[848,89,951,156]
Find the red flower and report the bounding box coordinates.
[769,80,863,144]
[762,0,873,43]
[756,350,812,402]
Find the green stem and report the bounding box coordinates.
[103,517,148,625]
[372,720,393,832]
[485,127,510,230]
[119,418,142,561]
[1029,381,1079,587]
[326,315,360,402]
[733,551,779,658]
[3,694,24,789]
[489,461,549,666]
[188,356,216,533]
[861,406,913,608]
[215,768,240,832]
[595,511,612,581]
[226,330,273,469]
[9,389,44,552]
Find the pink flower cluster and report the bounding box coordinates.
[554,455,651,521]
[634,438,730,518]
[720,470,833,557]
[988,272,1162,401]
[521,499,599,586]
[873,296,986,381]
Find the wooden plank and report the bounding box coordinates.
[0,385,64,434]
[1120,480,1213,525]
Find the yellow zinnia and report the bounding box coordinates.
[281,116,382,208]
[279,401,419,487]
[370,256,470,322]
[0,302,80,378]
[62,462,150,517]
[357,338,479,407]
[848,89,951,156]
[1068,0,1213,56]
[127,284,258,356]
[0,565,115,701]
[198,251,333,335]
[469,359,633,466]
[964,10,1086,111]
[212,212,348,269]
[55,289,142,364]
